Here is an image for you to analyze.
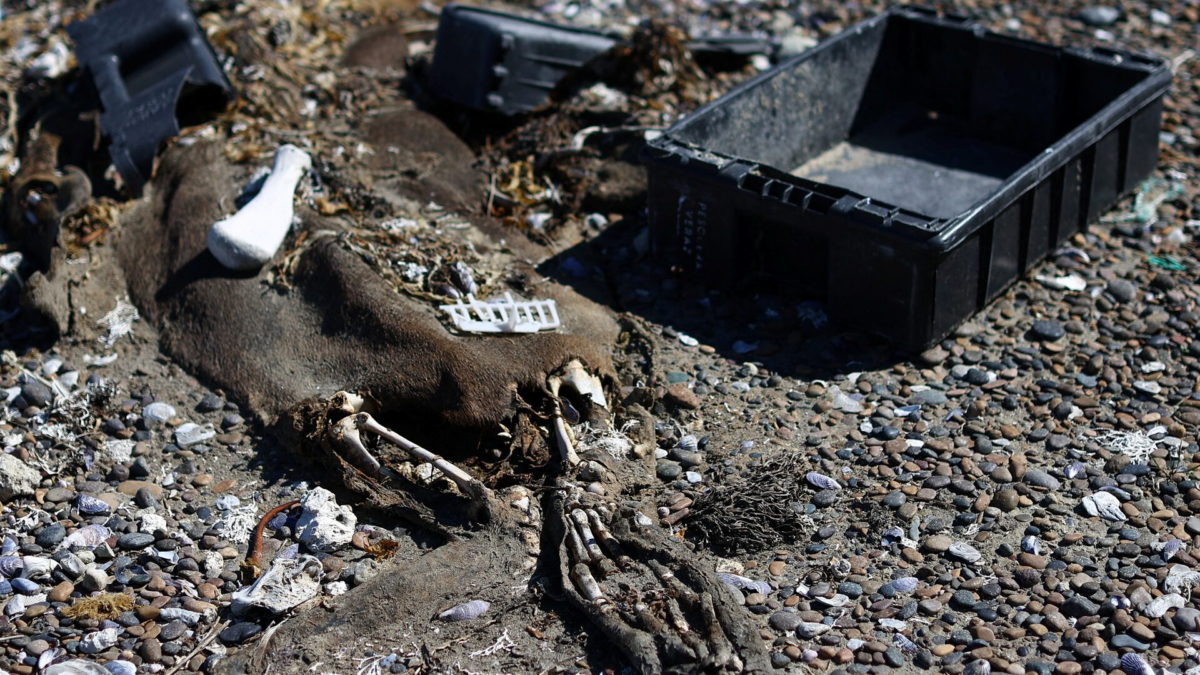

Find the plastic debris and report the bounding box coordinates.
[1102,177,1185,224]
[67,0,234,194]
[440,293,561,334]
[1148,255,1187,271]
[232,555,323,615]
[296,487,357,552]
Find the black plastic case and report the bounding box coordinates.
[643,6,1171,350]
[68,0,233,195]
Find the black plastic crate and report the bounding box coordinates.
[643,6,1171,350]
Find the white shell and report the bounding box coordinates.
[231,555,323,616]
[1145,592,1186,618]
[439,599,490,622]
[20,556,58,580]
[1082,491,1126,521]
[44,660,111,675]
[813,593,849,607]
[806,472,841,490]
[948,542,982,563]
[795,622,830,638]
[79,627,120,654]
[1122,653,1155,675]
[891,577,919,592]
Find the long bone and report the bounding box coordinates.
[336,412,489,503]
[547,359,607,466]
[207,144,312,271]
[328,415,393,480]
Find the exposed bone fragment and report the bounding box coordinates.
[571,563,607,605]
[343,413,489,503]
[328,414,392,479]
[207,144,311,270]
[570,509,605,562]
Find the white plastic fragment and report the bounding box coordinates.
[295,487,357,552]
[232,555,323,615]
[440,292,560,334]
[208,144,312,270]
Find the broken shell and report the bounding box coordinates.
[104,661,136,675]
[795,622,830,638]
[1145,592,1185,618]
[1121,654,1155,675]
[439,599,490,622]
[1020,535,1040,555]
[1161,538,1184,560]
[75,494,111,515]
[806,472,840,490]
[948,542,982,563]
[890,577,918,592]
[0,556,23,578]
[1082,491,1126,521]
[20,556,57,580]
[964,659,991,675]
[893,634,919,653]
[677,435,698,452]
[231,555,323,616]
[1099,485,1132,500]
[717,573,771,596]
[11,577,39,594]
[2,537,16,555]
[62,524,112,549]
[79,627,120,654]
[813,593,849,607]
[878,618,907,630]
[1064,461,1086,479]
[44,660,110,675]
[1104,595,1131,611]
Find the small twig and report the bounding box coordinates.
[163,620,228,675]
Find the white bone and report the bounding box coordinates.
[328,414,392,479]
[560,359,607,409]
[207,144,312,271]
[349,412,489,503]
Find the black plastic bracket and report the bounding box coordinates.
[68,0,233,195]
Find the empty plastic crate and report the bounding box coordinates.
[643,6,1171,350]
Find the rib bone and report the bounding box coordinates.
[208,144,312,271]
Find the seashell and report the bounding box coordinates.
[891,577,919,593]
[1160,538,1184,561]
[1104,595,1130,611]
[38,647,62,671]
[948,542,982,564]
[0,580,11,594]
[1121,653,1155,675]
[802,649,818,663]
[232,555,323,616]
[814,593,849,607]
[896,405,921,417]
[0,556,23,578]
[1099,485,1132,500]
[104,661,137,675]
[1,537,15,555]
[1145,592,1185,618]
[717,573,770,596]
[882,528,904,546]
[44,659,111,675]
[1064,461,1086,479]
[893,634,919,653]
[20,556,57,580]
[964,659,991,675]
[795,622,830,638]
[806,472,841,491]
[79,627,120,654]
[676,435,698,452]
[1082,492,1126,521]
[6,592,46,616]
[10,577,39,595]
[62,524,112,550]
[879,618,907,630]
[159,607,203,625]
[74,494,111,515]
[439,599,490,622]
[1021,535,1040,556]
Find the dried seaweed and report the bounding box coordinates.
[682,454,814,554]
[61,592,134,621]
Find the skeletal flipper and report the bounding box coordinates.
[549,488,771,674]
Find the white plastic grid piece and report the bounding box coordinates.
[440,292,560,334]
